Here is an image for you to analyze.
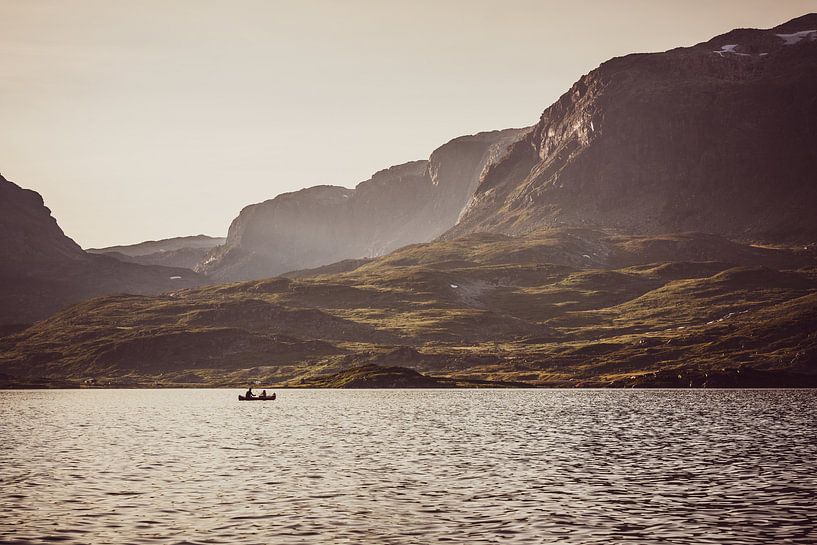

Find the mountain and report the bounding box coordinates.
[0,174,206,325]
[4,15,817,387]
[197,15,817,284]
[87,235,225,270]
[2,228,815,387]
[445,14,817,242]
[197,128,525,281]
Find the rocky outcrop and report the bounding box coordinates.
[446,14,817,243]
[0,175,85,265]
[87,235,225,270]
[198,128,525,281]
[0,174,206,324]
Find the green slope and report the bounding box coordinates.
[1,229,815,387]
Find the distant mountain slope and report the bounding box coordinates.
[197,128,525,281]
[88,235,225,270]
[88,234,224,256]
[0,174,206,324]
[445,14,817,242]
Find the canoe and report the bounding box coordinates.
[238,394,276,401]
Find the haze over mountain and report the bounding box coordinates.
[88,235,225,270]
[0,174,205,325]
[9,2,812,251]
[198,129,523,281]
[184,14,817,283]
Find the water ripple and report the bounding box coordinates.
[1,389,816,544]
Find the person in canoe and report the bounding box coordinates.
[244,387,256,399]
[260,389,267,399]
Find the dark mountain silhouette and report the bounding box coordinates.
[0,174,205,324]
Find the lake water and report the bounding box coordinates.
[1,389,816,544]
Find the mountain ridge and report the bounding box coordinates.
[88,235,226,270]
[87,235,225,257]
[186,13,817,286]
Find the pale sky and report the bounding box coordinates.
[1,0,815,248]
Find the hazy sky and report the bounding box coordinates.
[2,0,815,248]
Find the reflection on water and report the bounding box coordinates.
[1,389,816,544]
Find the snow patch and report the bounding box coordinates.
[776,30,817,45]
[713,44,751,57]
[170,276,182,280]
[449,284,459,289]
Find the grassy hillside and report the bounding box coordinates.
[1,228,815,387]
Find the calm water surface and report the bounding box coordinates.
[1,389,816,544]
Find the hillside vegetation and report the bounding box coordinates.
[2,228,815,388]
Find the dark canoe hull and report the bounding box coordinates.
[238,395,276,401]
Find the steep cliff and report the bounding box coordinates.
[0,175,85,265]
[446,14,817,242]
[198,128,525,281]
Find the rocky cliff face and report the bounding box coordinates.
[446,14,817,242]
[0,174,205,324]
[198,128,525,281]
